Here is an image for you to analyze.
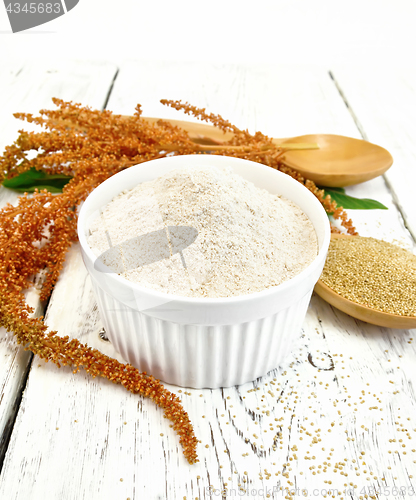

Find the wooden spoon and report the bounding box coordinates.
[280,134,393,188]
[314,234,416,329]
[142,117,393,188]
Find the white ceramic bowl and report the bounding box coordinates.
[78,155,330,388]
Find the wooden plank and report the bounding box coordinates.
[1,62,415,500]
[329,66,416,240]
[105,61,362,139]
[0,60,118,468]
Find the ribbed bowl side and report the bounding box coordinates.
[91,281,313,389]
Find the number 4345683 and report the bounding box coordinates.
[5,3,62,14]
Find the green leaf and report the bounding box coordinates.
[2,168,72,193]
[319,186,388,210]
[323,186,345,193]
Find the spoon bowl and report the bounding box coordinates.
[142,118,393,188]
[314,234,416,329]
[280,134,393,187]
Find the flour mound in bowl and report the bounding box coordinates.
[87,166,318,298]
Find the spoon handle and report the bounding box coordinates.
[141,116,235,143]
[141,117,318,151]
[139,117,393,189]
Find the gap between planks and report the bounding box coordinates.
[329,69,416,243]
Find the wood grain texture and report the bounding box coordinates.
[0,60,118,469]
[0,62,415,500]
[329,66,416,239]
[106,62,362,140]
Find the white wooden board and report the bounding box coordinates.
[330,66,416,240]
[0,60,118,465]
[0,61,415,500]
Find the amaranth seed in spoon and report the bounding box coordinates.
[320,236,416,316]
